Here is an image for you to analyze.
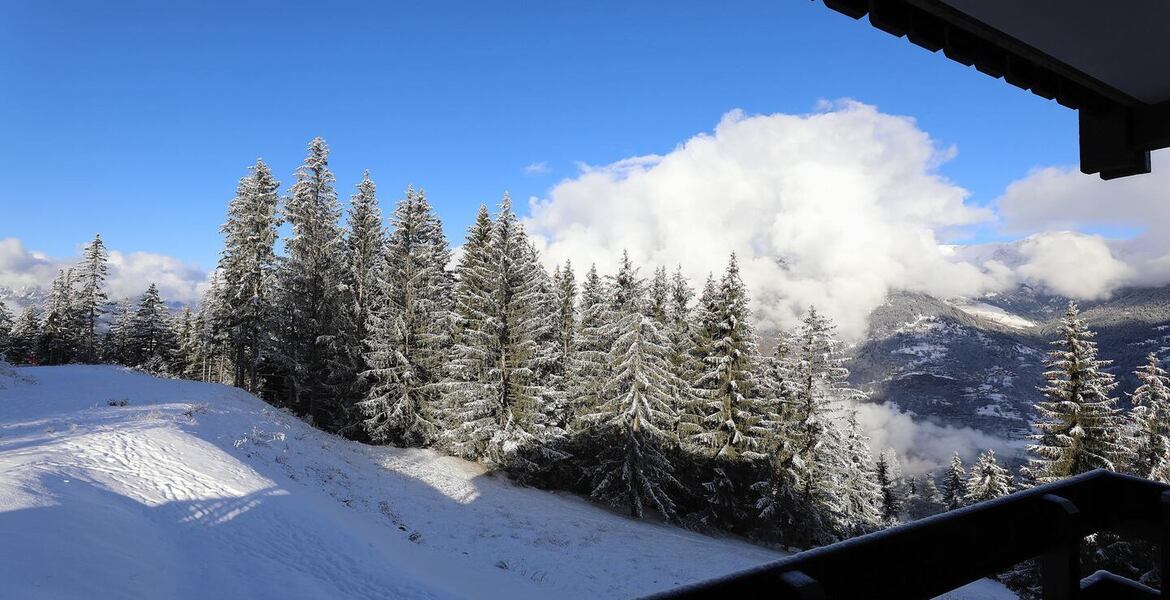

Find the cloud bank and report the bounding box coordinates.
[0,237,207,307]
[525,101,1014,338]
[525,102,1169,339]
[995,158,1170,289]
[852,401,1018,475]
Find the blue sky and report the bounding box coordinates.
[1,0,1079,269]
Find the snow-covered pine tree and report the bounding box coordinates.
[172,307,198,378]
[443,205,496,454]
[1024,301,1127,484]
[549,261,577,428]
[75,234,109,362]
[789,308,856,518]
[129,283,178,373]
[276,138,353,425]
[687,254,768,529]
[445,195,562,475]
[0,300,12,356]
[647,266,669,323]
[567,263,611,429]
[904,475,945,520]
[665,268,701,436]
[101,299,133,365]
[218,159,280,393]
[835,409,883,532]
[580,260,682,518]
[876,448,905,524]
[193,274,232,383]
[965,449,1013,504]
[940,452,968,510]
[1128,352,1170,482]
[689,253,765,459]
[38,269,80,365]
[7,306,40,364]
[360,186,453,447]
[345,170,386,337]
[528,244,565,428]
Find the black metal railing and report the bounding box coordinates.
[648,470,1170,599]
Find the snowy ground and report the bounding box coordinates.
[0,366,1016,599]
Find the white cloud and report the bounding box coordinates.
[1014,231,1133,299]
[0,238,59,290]
[0,237,207,304]
[524,101,1008,338]
[995,154,1170,288]
[523,161,550,176]
[852,401,1017,475]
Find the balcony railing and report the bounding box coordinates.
[649,470,1170,599]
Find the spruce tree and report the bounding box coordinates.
[6,306,38,364]
[218,159,280,392]
[904,475,945,520]
[38,269,79,365]
[360,187,453,447]
[0,300,12,357]
[1024,302,1126,483]
[664,267,700,436]
[1128,352,1170,482]
[690,253,765,459]
[836,409,882,532]
[173,307,199,378]
[791,308,855,522]
[444,205,496,454]
[277,137,352,425]
[549,261,577,428]
[446,195,561,475]
[102,299,134,365]
[876,448,905,524]
[346,170,386,336]
[581,266,681,518]
[75,234,109,361]
[129,283,178,373]
[965,449,1013,503]
[568,264,611,423]
[194,274,232,383]
[647,266,669,323]
[941,452,968,510]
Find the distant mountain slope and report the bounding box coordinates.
[849,285,1170,440]
[0,366,782,600]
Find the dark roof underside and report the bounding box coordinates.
[823,0,1170,180]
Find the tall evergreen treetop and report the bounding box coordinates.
[1024,302,1126,484]
[568,263,611,425]
[38,268,80,365]
[446,195,561,474]
[941,452,968,510]
[965,449,1013,504]
[876,448,905,524]
[218,158,281,392]
[690,253,765,460]
[1128,352,1170,482]
[0,300,13,356]
[278,137,352,423]
[129,283,178,373]
[6,306,39,364]
[76,234,109,361]
[360,186,453,447]
[346,170,386,334]
[580,274,681,518]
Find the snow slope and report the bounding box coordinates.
[948,300,1037,331]
[0,366,1015,599]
